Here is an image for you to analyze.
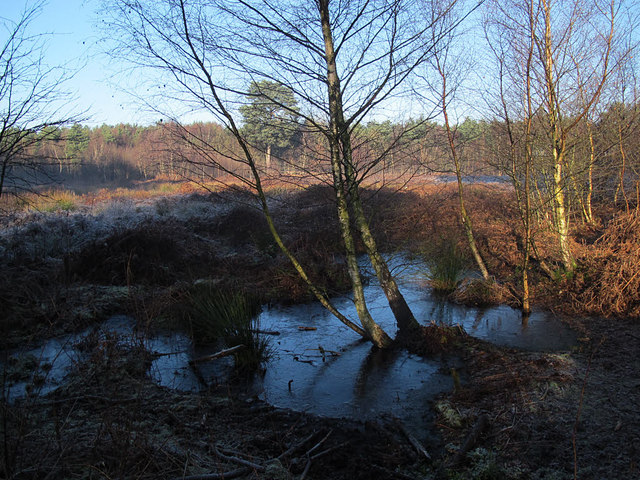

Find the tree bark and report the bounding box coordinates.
[543,0,574,273]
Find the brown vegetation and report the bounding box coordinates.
[3,181,640,479]
[571,210,640,318]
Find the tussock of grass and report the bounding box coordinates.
[450,278,505,307]
[17,190,80,213]
[188,284,271,373]
[425,241,467,294]
[407,323,468,355]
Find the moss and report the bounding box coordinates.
[435,399,463,428]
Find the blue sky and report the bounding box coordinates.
[3,0,487,128]
[3,0,158,126]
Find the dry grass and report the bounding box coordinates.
[3,176,640,330]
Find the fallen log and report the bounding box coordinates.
[254,329,281,335]
[189,345,245,365]
[298,326,317,331]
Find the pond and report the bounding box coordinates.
[1,255,577,441]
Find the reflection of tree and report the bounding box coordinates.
[471,309,486,332]
[353,347,399,400]
[428,297,456,326]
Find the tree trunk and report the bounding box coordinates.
[265,144,271,172]
[348,183,421,336]
[543,0,574,274]
[318,0,392,348]
[318,0,417,342]
[435,53,489,281]
[585,124,595,223]
[618,120,629,212]
[332,148,392,348]
[552,146,574,272]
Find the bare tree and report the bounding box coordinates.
[0,1,80,200]
[485,0,621,276]
[101,0,467,347]
[418,1,491,281]
[484,0,540,313]
[101,0,387,346]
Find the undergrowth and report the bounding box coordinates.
[571,210,640,318]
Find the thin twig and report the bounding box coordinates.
[189,345,245,365]
[305,429,332,456]
[310,441,348,461]
[171,467,250,480]
[395,419,431,461]
[299,459,312,480]
[277,431,320,460]
[299,430,333,480]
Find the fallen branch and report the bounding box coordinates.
[171,467,249,480]
[189,345,245,365]
[151,350,190,358]
[297,326,317,331]
[300,430,333,480]
[310,441,348,461]
[449,414,490,467]
[395,420,431,461]
[278,432,321,460]
[254,329,281,335]
[305,429,333,457]
[213,446,265,472]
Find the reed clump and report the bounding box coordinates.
[425,241,467,294]
[187,283,271,373]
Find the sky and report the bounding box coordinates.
[3,0,160,126]
[2,0,491,128]
[3,0,461,129]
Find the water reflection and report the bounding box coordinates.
[2,255,576,441]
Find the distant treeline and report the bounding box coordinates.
[11,101,640,213]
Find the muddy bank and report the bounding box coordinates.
[436,317,640,479]
[2,339,420,479]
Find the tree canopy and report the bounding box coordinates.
[239,80,300,168]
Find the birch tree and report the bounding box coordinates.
[101,0,466,347]
[485,0,621,275]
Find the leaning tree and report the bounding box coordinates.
[101,0,464,347]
